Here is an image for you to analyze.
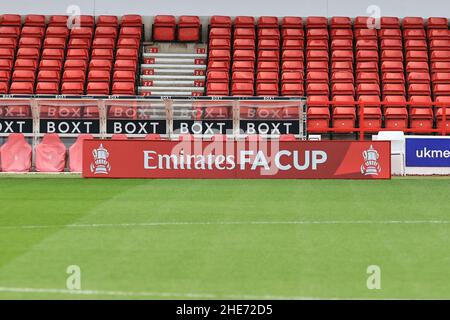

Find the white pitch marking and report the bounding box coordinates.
[0,220,449,230]
[0,286,331,300]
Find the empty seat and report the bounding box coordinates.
[35,134,66,172]
[115,48,138,60]
[17,47,40,60]
[234,16,255,28]
[63,70,86,83]
[0,14,21,26]
[46,26,69,39]
[90,59,112,71]
[256,83,278,96]
[37,70,60,83]
[64,59,87,71]
[48,15,68,26]
[97,15,119,28]
[114,59,136,72]
[44,37,67,49]
[306,16,328,29]
[61,82,84,95]
[210,15,232,28]
[87,82,110,95]
[0,133,32,172]
[178,16,201,42]
[41,48,65,60]
[112,82,135,95]
[88,70,111,82]
[89,48,113,61]
[36,82,59,94]
[117,38,139,49]
[21,26,45,38]
[121,14,143,27]
[153,15,176,41]
[231,82,254,96]
[428,17,448,29]
[119,27,142,40]
[9,81,34,94]
[95,26,118,39]
[14,59,37,71]
[206,82,229,96]
[68,38,91,49]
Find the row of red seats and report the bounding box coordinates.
[0,14,142,95]
[207,16,305,96]
[153,15,201,42]
[206,15,449,100]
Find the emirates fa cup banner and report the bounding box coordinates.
[82,140,391,179]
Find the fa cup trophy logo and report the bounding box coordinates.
[361,145,381,176]
[90,144,111,174]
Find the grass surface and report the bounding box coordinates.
[0,176,449,299]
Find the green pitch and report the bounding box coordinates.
[0,175,449,299]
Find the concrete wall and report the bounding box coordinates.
[1,0,450,18]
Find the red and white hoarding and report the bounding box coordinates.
[82,140,391,179]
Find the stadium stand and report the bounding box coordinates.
[0,13,449,171]
[0,14,143,95]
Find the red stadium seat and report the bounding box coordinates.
[97,15,119,28]
[42,48,65,61]
[153,15,176,41]
[21,26,45,38]
[114,59,137,72]
[178,16,201,42]
[68,38,92,49]
[121,14,143,27]
[68,134,94,172]
[206,82,229,96]
[35,134,66,172]
[91,48,114,61]
[112,82,135,95]
[115,48,138,60]
[48,15,68,27]
[61,82,84,95]
[36,82,59,95]
[37,70,60,83]
[95,26,118,39]
[0,133,32,172]
[89,59,112,71]
[117,38,140,49]
[210,15,232,28]
[234,16,255,28]
[0,14,21,26]
[24,14,45,27]
[428,17,448,29]
[46,26,69,39]
[44,37,67,49]
[14,59,37,71]
[64,59,87,71]
[17,47,40,60]
[119,27,142,40]
[9,82,34,94]
[87,82,110,95]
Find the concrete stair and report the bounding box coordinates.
[138,43,207,97]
